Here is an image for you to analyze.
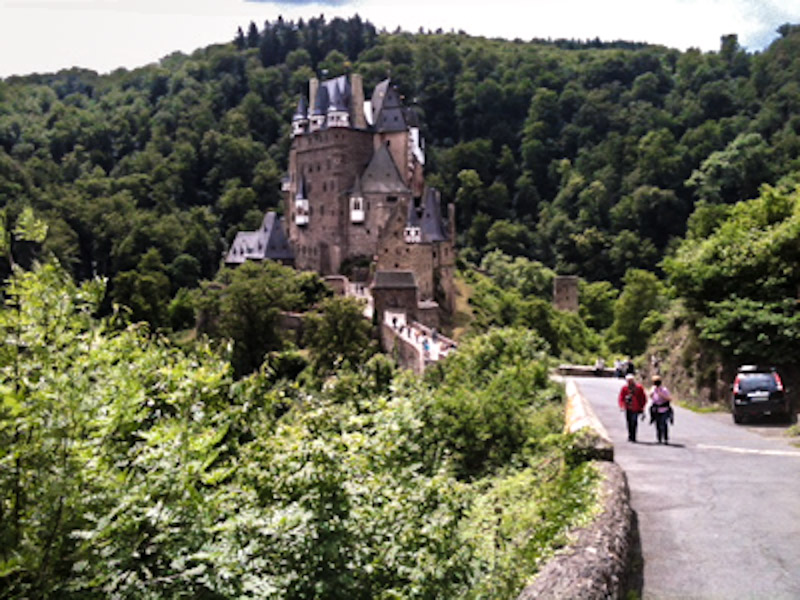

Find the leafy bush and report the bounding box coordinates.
[0,264,599,599]
[665,183,800,361]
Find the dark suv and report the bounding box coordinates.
[731,366,792,424]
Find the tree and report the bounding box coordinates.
[608,269,665,355]
[485,220,534,257]
[303,296,375,375]
[579,280,618,331]
[687,133,774,205]
[112,247,171,327]
[195,261,305,376]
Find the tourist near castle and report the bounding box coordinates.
[618,373,647,442]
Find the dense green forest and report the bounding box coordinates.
[2,17,800,326]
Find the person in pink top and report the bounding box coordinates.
[649,375,673,444]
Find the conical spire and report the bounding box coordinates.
[293,95,308,120]
[312,85,329,115]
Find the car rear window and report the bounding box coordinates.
[738,374,778,392]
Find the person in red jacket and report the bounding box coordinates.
[618,373,647,442]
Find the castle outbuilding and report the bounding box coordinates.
[225,211,294,266]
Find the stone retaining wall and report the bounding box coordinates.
[517,461,633,600]
[516,379,634,599]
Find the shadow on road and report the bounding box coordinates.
[630,441,686,448]
[626,509,644,599]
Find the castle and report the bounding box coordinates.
[228,74,456,329]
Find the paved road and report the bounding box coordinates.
[573,376,800,600]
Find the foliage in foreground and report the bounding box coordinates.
[0,263,598,599]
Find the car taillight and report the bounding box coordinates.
[733,375,741,395]
[774,372,784,392]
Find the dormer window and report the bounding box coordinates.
[404,226,421,243]
[350,195,365,223]
[295,199,309,226]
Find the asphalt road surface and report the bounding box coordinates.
[573,376,800,600]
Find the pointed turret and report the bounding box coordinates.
[419,187,448,242]
[371,79,408,133]
[327,83,350,128]
[291,95,309,137]
[310,85,329,131]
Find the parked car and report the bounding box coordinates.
[731,365,793,424]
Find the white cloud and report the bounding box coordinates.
[0,0,797,77]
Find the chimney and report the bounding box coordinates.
[351,73,366,129]
[309,77,319,113]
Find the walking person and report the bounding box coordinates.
[649,375,673,444]
[618,373,647,442]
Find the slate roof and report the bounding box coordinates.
[328,82,349,112]
[419,187,448,242]
[225,212,294,264]
[406,187,448,242]
[312,84,329,116]
[371,78,410,132]
[360,144,410,194]
[370,79,390,121]
[372,270,417,289]
[309,75,352,116]
[293,95,308,120]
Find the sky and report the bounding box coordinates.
[0,0,798,78]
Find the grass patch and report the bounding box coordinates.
[785,424,800,437]
[676,400,726,413]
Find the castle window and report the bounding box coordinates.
[387,196,397,203]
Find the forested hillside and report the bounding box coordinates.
[3,13,800,597]
[2,17,800,329]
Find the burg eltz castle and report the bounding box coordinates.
[227,74,456,329]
